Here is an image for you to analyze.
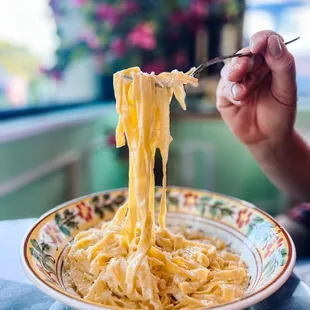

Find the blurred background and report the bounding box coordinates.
[0,0,310,220]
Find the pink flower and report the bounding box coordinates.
[190,0,209,17]
[128,23,156,50]
[52,70,62,82]
[110,38,126,57]
[96,4,119,26]
[169,11,189,24]
[107,133,116,146]
[143,59,166,74]
[71,0,88,7]
[174,51,188,69]
[80,29,100,49]
[121,0,138,14]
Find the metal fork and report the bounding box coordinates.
[123,36,300,87]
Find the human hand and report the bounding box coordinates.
[216,30,297,147]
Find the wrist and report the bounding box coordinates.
[246,132,296,168]
[247,130,310,200]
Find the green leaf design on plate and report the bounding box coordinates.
[30,239,41,253]
[200,196,212,203]
[209,206,218,218]
[105,204,115,213]
[43,262,56,275]
[281,248,288,257]
[247,223,255,236]
[42,243,51,252]
[59,225,71,236]
[66,221,78,228]
[44,254,55,264]
[95,208,104,219]
[113,195,126,206]
[92,196,99,203]
[29,247,40,261]
[221,208,233,217]
[253,216,264,222]
[55,213,61,224]
[168,197,179,206]
[103,194,110,200]
[198,204,206,216]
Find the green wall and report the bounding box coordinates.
[169,117,284,214]
[0,106,128,220]
[1,105,309,220]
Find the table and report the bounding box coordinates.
[1,218,310,310]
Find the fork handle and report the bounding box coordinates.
[193,36,300,77]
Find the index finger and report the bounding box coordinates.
[222,48,264,83]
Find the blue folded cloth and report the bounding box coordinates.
[0,279,54,310]
[1,274,310,310]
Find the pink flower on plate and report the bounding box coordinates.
[42,223,63,244]
[96,4,119,26]
[128,23,156,50]
[143,59,166,74]
[110,38,126,57]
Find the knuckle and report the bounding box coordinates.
[280,53,295,72]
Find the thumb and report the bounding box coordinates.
[265,35,297,106]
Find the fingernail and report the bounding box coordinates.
[269,35,282,58]
[231,84,242,98]
[250,36,262,50]
[229,64,240,75]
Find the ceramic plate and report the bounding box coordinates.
[21,187,296,310]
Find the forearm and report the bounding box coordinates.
[247,130,310,201]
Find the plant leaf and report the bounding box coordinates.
[59,225,71,236]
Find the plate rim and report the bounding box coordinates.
[20,186,296,310]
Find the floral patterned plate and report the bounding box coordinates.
[20,187,296,310]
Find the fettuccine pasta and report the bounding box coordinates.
[64,67,248,309]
